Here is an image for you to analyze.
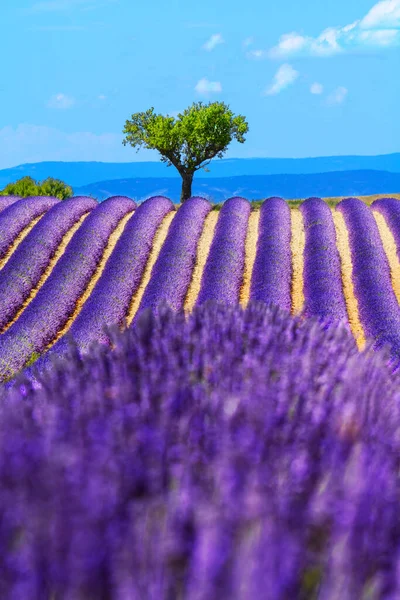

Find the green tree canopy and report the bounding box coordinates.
[0,176,73,200]
[0,176,39,197]
[122,101,249,203]
[38,177,73,200]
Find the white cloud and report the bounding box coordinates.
[267,0,400,58]
[263,64,299,96]
[203,33,224,51]
[358,28,399,44]
[360,0,400,28]
[247,49,266,59]
[98,94,107,100]
[0,124,159,170]
[242,36,254,47]
[47,93,75,109]
[327,86,348,105]
[194,78,222,95]
[310,82,324,94]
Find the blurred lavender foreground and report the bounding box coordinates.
[1,301,400,599]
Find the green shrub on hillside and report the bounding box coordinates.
[0,176,73,200]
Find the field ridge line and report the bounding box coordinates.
[0,214,45,271]
[1,213,90,334]
[373,210,400,306]
[239,210,260,308]
[126,211,176,325]
[184,210,219,314]
[46,210,134,349]
[290,208,305,315]
[332,208,365,350]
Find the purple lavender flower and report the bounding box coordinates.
[337,197,400,361]
[35,195,173,367]
[136,196,211,318]
[0,195,60,260]
[300,197,347,323]
[0,302,399,597]
[249,196,291,311]
[0,196,97,330]
[196,197,251,306]
[0,196,135,380]
[0,195,21,213]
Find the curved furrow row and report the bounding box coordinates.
[372,197,400,305]
[0,197,97,332]
[0,195,21,213]
[336,198,400,358]
[34,197,174,365]
[0,197,135,381]
[196,197,251,306]
[0,195,60,261]
[135,197,212,320]
[249,197,291,312]
[300,197,347,323]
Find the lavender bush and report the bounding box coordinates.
[0,195,60,260]
[0,196,135,381]
[0,196,97,330]
[301,197,347,323]
[372,197,400,262]
[249,196,291,311]
[0,301,400,598]
[337,197,400,362]
[35,196,174,368]
[196,197,250,306]
[0,195,21,213]
[136,196,211,318]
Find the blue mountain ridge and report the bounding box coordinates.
[1,154,400,188]
[74,170,400,203]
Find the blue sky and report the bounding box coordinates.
[0,0,399,168]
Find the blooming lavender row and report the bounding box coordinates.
[0,196,136,381]
[300,197,347,322]
[249,196,291,311]
[0,196,97,331]
[35,196,174,367]
[337,197,400,361]
[0,195,60,260]
[196,197,251,306]
[0,195,21,213]
[372,197,400,260]
[1,302,400,597]
[135,196,212,319]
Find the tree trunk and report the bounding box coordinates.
[180,172,194,203]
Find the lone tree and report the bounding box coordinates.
[122,101,249,203]
[0,176,73,200]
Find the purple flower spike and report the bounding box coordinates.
[136,196,211,318]
[0,195,21,213]
[250,196,291,312]
[0,195,60,260]
[36,195,174,366]
[337,197,400,360]
[0,196,135,381]
[0,196,98,330]
[196,197,251,306]
[300,197,347,323]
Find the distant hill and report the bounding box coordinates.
[74,170,400,203]
[1,154,400,188]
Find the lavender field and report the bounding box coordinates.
[1,193,400,598]
[1,193,400,379]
